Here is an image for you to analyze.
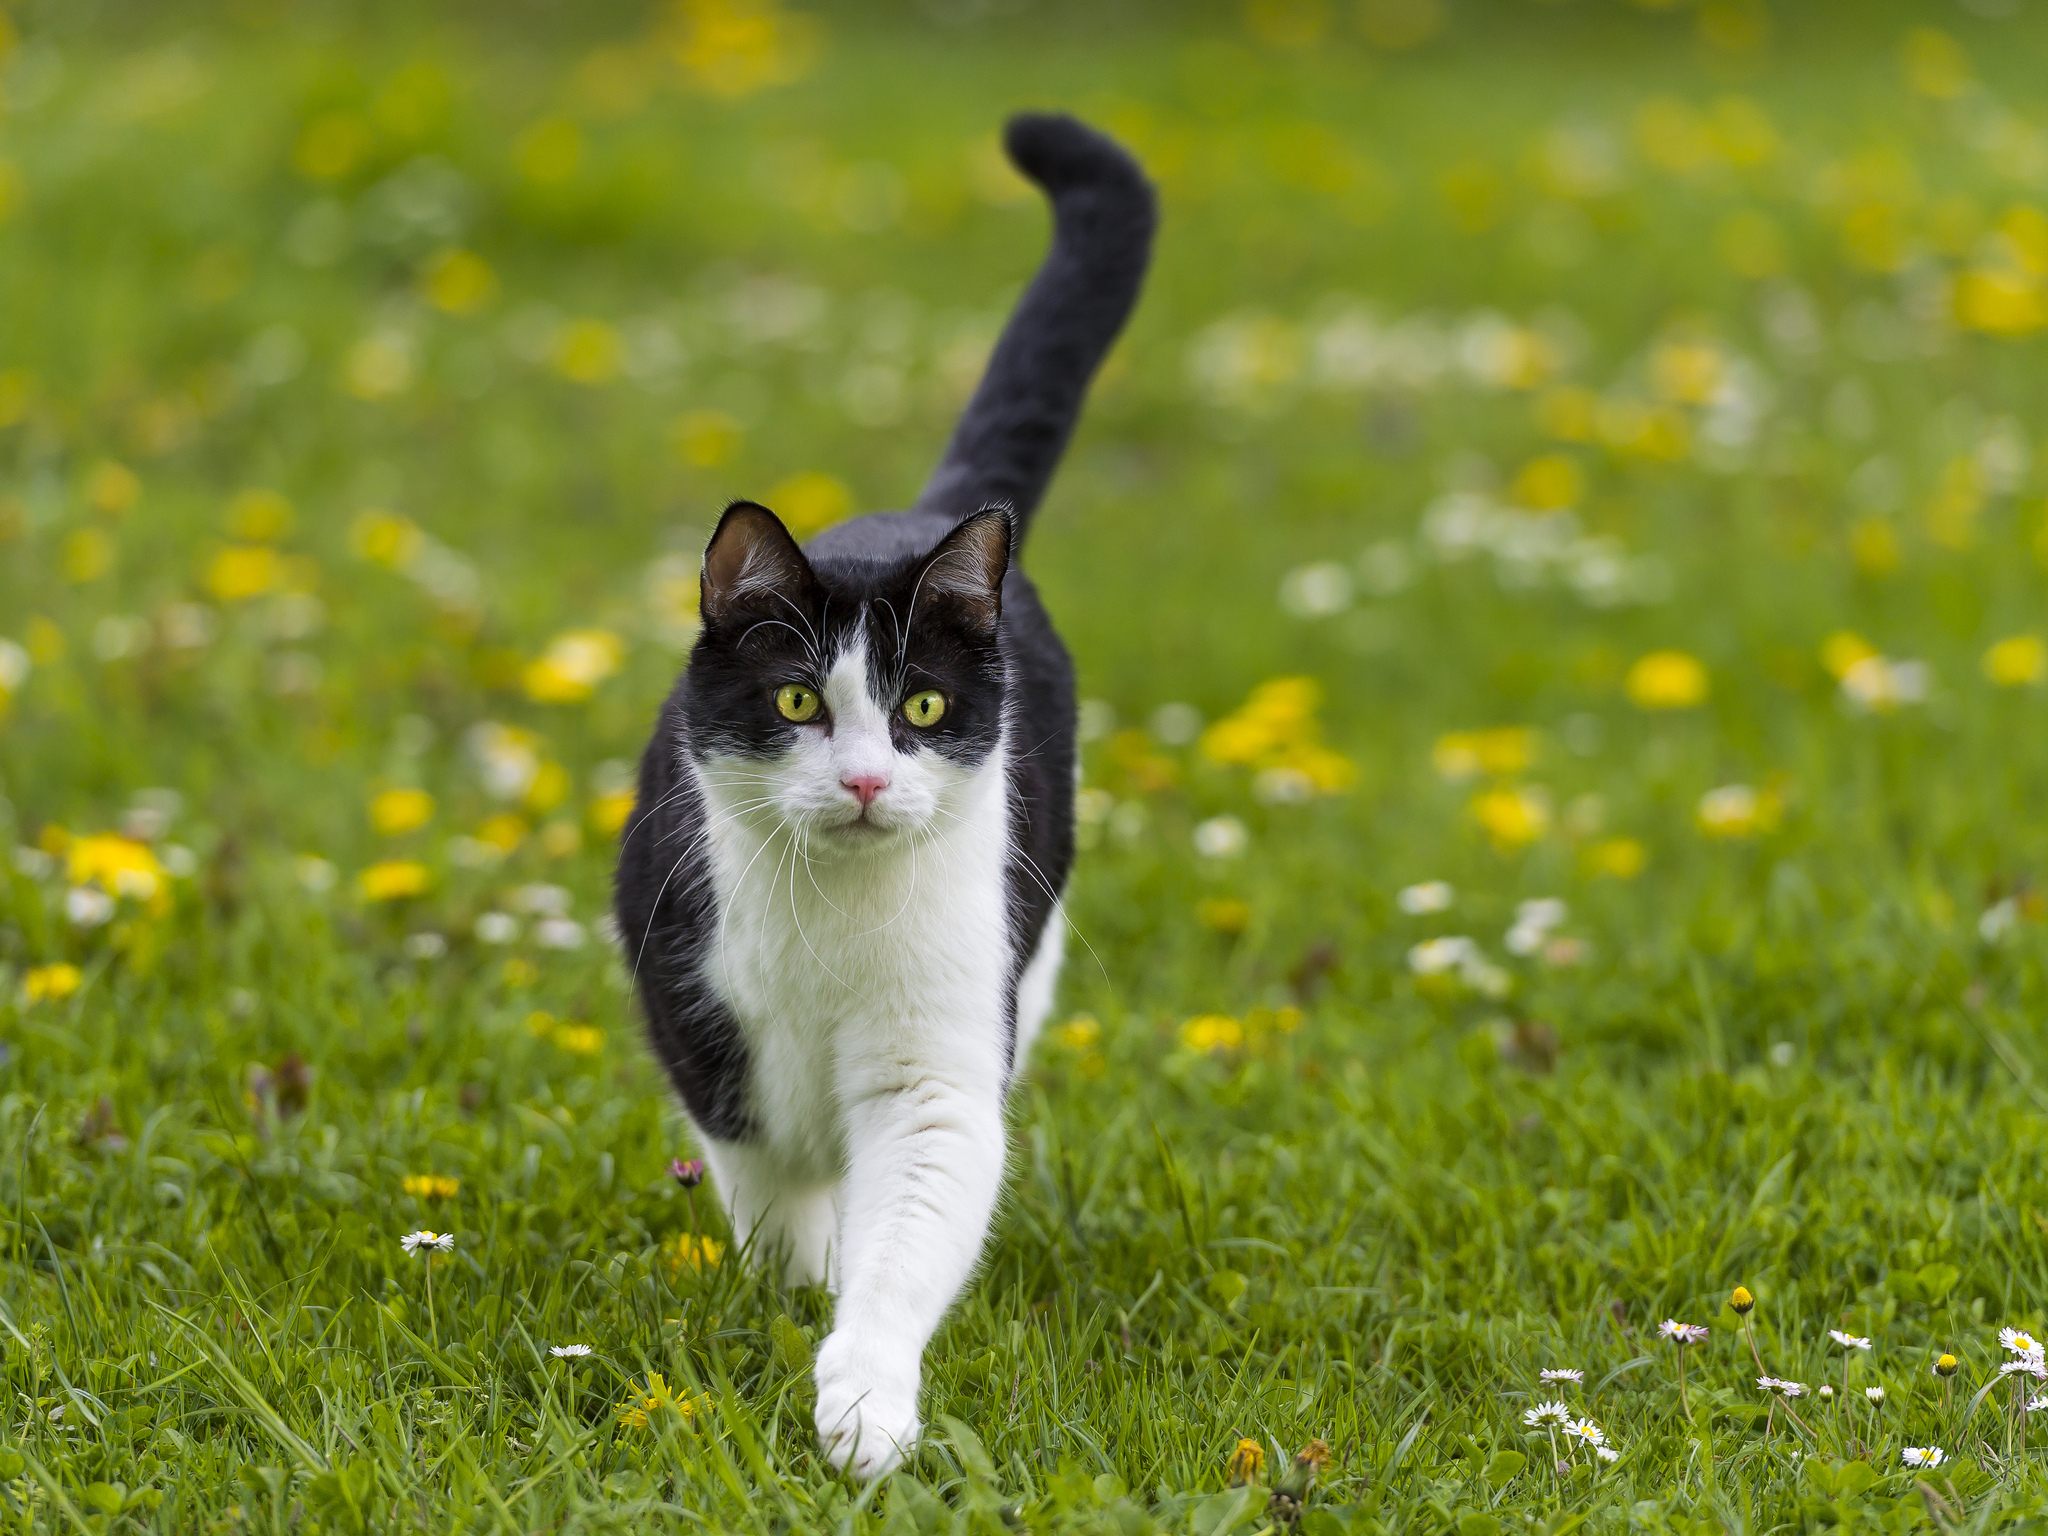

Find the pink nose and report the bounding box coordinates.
[842,775,889,808]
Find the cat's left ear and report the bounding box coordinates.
[915,508,1011,636]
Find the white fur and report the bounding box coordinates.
[688,633,1047,1477]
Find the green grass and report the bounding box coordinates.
[11,0,2048,1529]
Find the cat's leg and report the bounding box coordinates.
[812,1043,1006,1477]
[703,1141,837,1288]
[1010,906,1065,1061]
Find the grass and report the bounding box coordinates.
[8,0,2048,1528]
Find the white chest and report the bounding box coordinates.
[694,758,1014,1179]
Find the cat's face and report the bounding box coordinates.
[682,503,1010,851]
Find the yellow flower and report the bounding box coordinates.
[767,471,853,537]
[402,1174,460,1200]
[662,0,818,100]
[1585,836,1647,879]
[1820,630,1878,680]
[1180,1014,1244,1053]
[349,509,424,570]
[1730,1285,1754,1314]
[62,528,114,582]
[1956,269,2048,336]
[671,409,743,467]
[358,861,431,901]
[1054,1015,1101,1051]
[1431,726,1536,781]
[370,788,435,836]
[614,1371,702,1429]
[1196,897,1252,936]
[68,834,165,900]
[553,1025,605,1056]
[552,319,622,385]
[588,790,635,838]
[294,111,370,180]
[23,963,82,1003]
[1509,453,1582,510]
[664,1234,724,1273]
[1471,785,1550,849]
[477,813,528,854]
[85,461,141,516]
[1902,27,1970,99]
[421,248,497,315]
[1626,650,1709,709]
[1697,785,1780,839]
[226,489,294,541]
[1984,635,2047,688]
[205,544,286,602]
[522,629,625,704]
[1227,1438,1267,1486]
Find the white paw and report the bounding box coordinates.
[813,1330,920,1478]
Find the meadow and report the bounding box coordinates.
[8,0,2048,1528]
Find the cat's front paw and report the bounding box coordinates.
[813,1330,920,1478]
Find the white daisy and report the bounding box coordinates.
[2000,1328,2039,1356]
[400,1230,455,1254]
[1563,1418,1606,1447]
[1658,1319,1709,1344]
[1539,1368,1584,1384]
[1595,1445,1618,1463]
[549,1344,592,1358]
[1901,1446,1946,1468]
[2000,1356,2048,1379]
[1524,1400,1571,1428]
[1828,1330,1871,1350]
[2029,1396,2048,1414]
[1866,1387,1885,1404]
[1778,1381,1807,1398]
[1819,1385,1834,1398]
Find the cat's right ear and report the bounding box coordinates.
[701,501,817,628]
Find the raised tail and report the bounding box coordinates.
[912,112,1156,538]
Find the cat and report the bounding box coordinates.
[614,112,1154,1477]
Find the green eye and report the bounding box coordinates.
[775,683,820,723]
[902,690,947,728]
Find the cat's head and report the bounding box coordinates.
[681,501,1012,848]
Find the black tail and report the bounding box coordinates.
[913,112,1156,539]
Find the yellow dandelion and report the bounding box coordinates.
[421,248,497,315]
[402,1174,460,1200]
[552,319,622,385]
[1196,896,1252,936]
[1625,650,1709,709]
[553,1025,605,1056]
[588,790,636,838]
[1585,836,1647,879]
[1470,785,1551,848]
[664,1234,724,1273]
[614,1371,701,1429]
[358,861,431,901]
[1227,1437,1267,1486]
[1430,726,1535,781]
[204,544,286,602]
[68,834,165,901]
[23,963,82,1003]
[370,788,435,836]
[1984,635,2047,688]
[522,629,625,704]
[1180,1014,1245,1053]
[1054,1015,1101,1051]
[767,471,853,537]
[1820,631,1878,680]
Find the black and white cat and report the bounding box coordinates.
[615,114,1154,1476]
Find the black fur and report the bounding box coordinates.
[615,113,1154,1135]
